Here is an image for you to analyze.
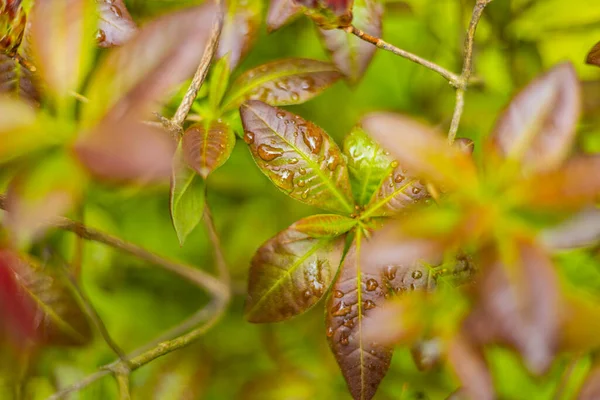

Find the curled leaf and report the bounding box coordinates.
[245,218,344,323]
[182,120,236,179]
[587,41,600,67]
[96,0,137,48]
[223,58,342,111]
[240,100,354,213]
[266,0,301,33]
[217,0,262,71]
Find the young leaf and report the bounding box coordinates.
[209,55,231,112]
[587,41,600,67]
[170,142,206,246]
[245,218,345,323]
[240,100,354,213]
[0,54,40,105]
[182,120,236,179]
[294,214,357,238]
[222,58,342,111]
[488,63,581,173]
[266,0,301,33]
[318,0,382,83]
[326,232,434,400]
[0,250,93,346]
[83,2,217,124]
[217,0,262,71]
[96,0,137,48]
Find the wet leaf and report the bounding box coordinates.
[0,0,27,54]
[170,142,206,246]
[318,0,382,83]
[83,2,217,124]
[586,41,600,67]
[96,0,137,48]
[447,334,494,400]
[463,242,560,375]
[326,233,434,400]
[222,58,342,111]
[240,100,354,213]
[362,112,478,190]
[209,55,231,112]
[217,0,262,71]
[266,0,301,33]
[0,250,92,346]
[0,54,40,105]
[293,214,356,238]
[489,62,581,173]
[245,218,345,323]
[30,0,96,102]
[182,120,236,179]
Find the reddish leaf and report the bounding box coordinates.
[0,0,27,54]
[541,208,600,250]
[296,0,353,29]
[240,100,355,213]
[83,2,218,124]
[447,334,494,400]
[326,234,434,400]
[463,242,560,375]
[266,0,301,33]
[318,0,382,83]
[0,54,40,105]
[488,63,581,173]
[245,218,345,323]
[217,0,262,71]
[182,120,236,179]
[222,58,342,111]
[96,0,137,48]
[587,41,600,67]
[362,112,478,190]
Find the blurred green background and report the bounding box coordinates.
[4,0,600,398]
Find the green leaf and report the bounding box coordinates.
[294,214,357,238]
[0,54,40,105]
[209,55,231,112]
[170,142,206,246]
[240,100,355,213]
[222,58,342,111]
[182,120,236,179]
[245,217,345,323]
[217,0,263,71]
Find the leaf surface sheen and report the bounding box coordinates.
[266,0,302,33]
[96,0,137,48]
[182,120,236,179]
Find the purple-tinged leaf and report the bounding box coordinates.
[83,2,218,124]
[223,58,342,111]
[463,242,560,375]
[245,218,345,323]
[447,334,494,400]
[541,208,600,250]
[96,0,137,48]
[266,0,301,33]
[240,100,354,213]
[326,234,434,400]
[318,0,382,83]
[362,112,478,190]
[587,41,600,67]
[170,142,206,246]
[182,120,236,179]
[217,0,262,71]
[293,214,356,238]
[0,54,40,105]
[489,63,581,173]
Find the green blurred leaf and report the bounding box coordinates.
[209,55,231,112]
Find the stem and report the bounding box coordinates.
[343,25,461,85]
[115,370,131,400]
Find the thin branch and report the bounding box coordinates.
[343,25,461,85]
[115,370,131,400]
[47,370,112,399]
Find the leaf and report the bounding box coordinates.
[209,55,231,112]
[447,334,494,400]
[587,41,600,67]
[0,54,40,105]
[0,250,93,346]
[240,100,354,213]
[293,214,357,238]
[579,360,600,400]
[326,232,434,400]
[30,0,96,103]
[559,293,600,354]
[83,2,217,125]
[462,241,560,375]
[541,208,600,250]
[244,217,345,323]
[182,120,236,179]
[318,0,382,83]
[0,96,48,163]
[222,58,342,111]
[170,142,206,246]
[216,0,262,71]
[488,62,581,173]
[362,112,478,191]
[266,0,301,33]
[0,0,27,54]
[296,0,353,29]
[96,0,137,48]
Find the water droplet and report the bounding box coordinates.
[95,29,106,42]
[299,168,307,175]
[276,111,285,119]
[412,187,422,195]
[332,301,351,317]
[326,326,334,337]
[297,180,306,188]
[412,270,423,280]
[334,290,344,298]
[343,319,354,328]
[276,169,295,191]
[340,335,349,346]
[301,189,310,199]
[384,266,397,281]
[326,153,341,171]
[366,279,378,291]
[394,174,405,183]
[302,128,323,154]
[364,300,376,310]
[390,161,399,168]
[110,5,122,17]
[303,289,312,299]
[410,283,416,291]
[290,158,299,164]
[257,144,283,161]
[291,92,300,101]
[243,131,255,144]
[275,81,288,91]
